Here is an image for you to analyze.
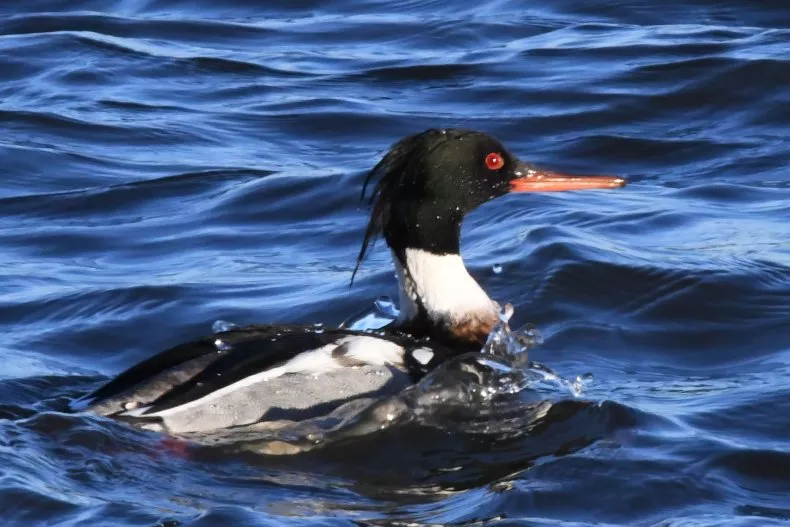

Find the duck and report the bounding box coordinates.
[70,129,625,434]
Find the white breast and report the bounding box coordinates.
[394,248,497,323]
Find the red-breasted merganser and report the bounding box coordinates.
[71,129,625,434]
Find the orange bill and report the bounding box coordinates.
[510,169,626,193]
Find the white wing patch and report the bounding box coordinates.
[337,335,405,365]
[411,347,434,365]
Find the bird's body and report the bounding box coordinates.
[72,129,625,434]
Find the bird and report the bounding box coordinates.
[70,129,626,434]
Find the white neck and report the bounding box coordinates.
[393,248,497,324]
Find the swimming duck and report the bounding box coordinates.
[71,129,625,433]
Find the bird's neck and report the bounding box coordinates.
[391,247,498,347]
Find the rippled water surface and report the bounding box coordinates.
[2,1,790,525]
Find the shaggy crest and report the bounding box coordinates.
[350,129,480,284]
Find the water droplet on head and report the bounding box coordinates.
[492,264,503,274]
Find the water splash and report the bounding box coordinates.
[482,303,534,364]
[212,320,238,352]
[524,363,593,398]
[213,338,232,352]
[374,296,399,318]
[339,296,400,331]
[475,304,591,399]
[402,303,581,406]
[212,320,238,333]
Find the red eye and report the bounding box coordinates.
[485,152,504,170]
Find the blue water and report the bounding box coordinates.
[2,1,790,525]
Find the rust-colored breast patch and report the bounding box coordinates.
[449,311,497,346]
